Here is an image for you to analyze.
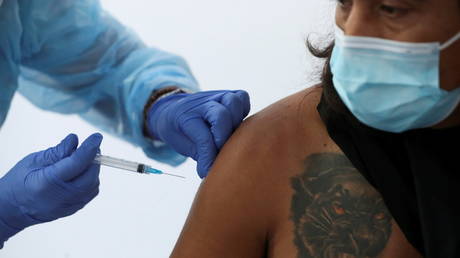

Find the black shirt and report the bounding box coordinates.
[317,92,460,257]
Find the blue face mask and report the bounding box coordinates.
[330,25,460,133]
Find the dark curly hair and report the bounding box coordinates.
[307,40,352,117]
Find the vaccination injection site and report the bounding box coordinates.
[1,0,460,257]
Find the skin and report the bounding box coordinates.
[169,1,460,256]
[335,0,460,128]
[171,86,422,258]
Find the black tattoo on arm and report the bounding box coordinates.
[290,153,392,258]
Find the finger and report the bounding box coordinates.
[168,134,197,160]
[180,118,217,178]
[65,186,99,216]
[220,92,245,129]
[234,90,251,118]
[34,134,79,166]
[69,162,101,191]
[53,133,103,182]
[199,101,233,150]
[69,183,100,206]
[81,186,100,204]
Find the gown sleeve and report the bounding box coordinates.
[17,0,199,166]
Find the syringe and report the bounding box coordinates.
[93,154,185,179]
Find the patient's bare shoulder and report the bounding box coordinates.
[171,86,325,257]
[219,85,334,163]
[171,86,421,258]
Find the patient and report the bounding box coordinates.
[168,0,458,255]
[170,85,421,258]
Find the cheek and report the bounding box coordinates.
[439,44,460,91]
[335,8,347,26]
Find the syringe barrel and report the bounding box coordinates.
[94,154,142,173]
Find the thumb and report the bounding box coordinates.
[34,134,79,166]
[52,133,103,182]
[180,118,217,178]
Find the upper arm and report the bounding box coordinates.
[20,0,109,72]
[171,114,277,258]
[19,0,197,96]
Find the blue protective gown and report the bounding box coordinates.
[0,0,199,165]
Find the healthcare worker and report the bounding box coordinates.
[0,0,250,249]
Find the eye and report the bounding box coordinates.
[379,4,410,18]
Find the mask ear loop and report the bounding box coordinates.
[440,31,460,50]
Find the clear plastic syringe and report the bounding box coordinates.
[93,154,185,179]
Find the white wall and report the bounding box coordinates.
[0,1,334,257]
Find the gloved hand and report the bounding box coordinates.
[147,90,250,178]
[0,133,102,248]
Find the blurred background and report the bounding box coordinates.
[0,0,334,257]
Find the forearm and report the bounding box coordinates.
[17,0,199,164]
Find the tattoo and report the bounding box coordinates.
[290,153,392,258]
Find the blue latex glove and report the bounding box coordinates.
[0,133,102,248]
[147,90,250,178]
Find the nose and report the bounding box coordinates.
[340,3,381,38]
